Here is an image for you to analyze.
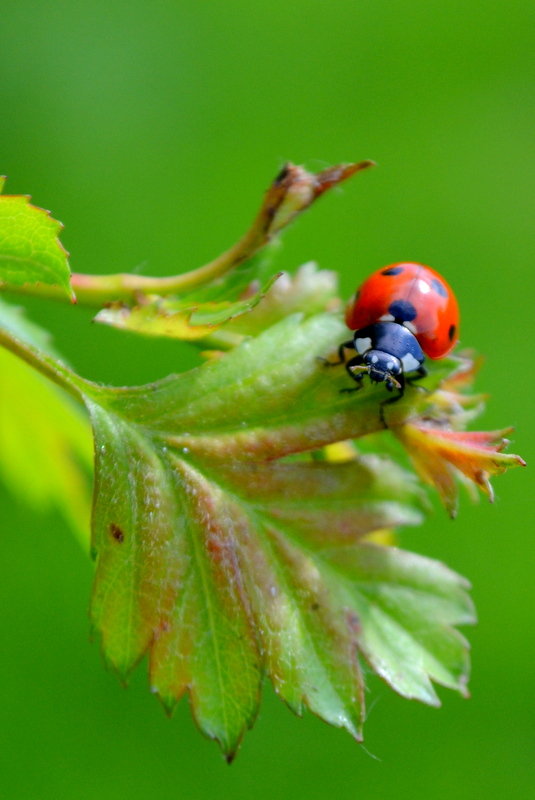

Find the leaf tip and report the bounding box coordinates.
[458,676,471,699]
[346,721,365,743]
[151,687,177,718]
[313,159,376,196]
[344,158,377,176]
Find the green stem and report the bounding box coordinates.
[70,224,263,305]
[0,168,288,307]
[3,233,258,307]
[0,325,84,402]
[0,160,373,308]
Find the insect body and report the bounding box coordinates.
[336,262,459,396]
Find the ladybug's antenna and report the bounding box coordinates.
[349,364,368,376]
[349,362,402,390]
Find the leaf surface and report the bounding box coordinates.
[3,310,517,757]
[0,181,73,298]
[94,273,282,340]
[72,315,474,755]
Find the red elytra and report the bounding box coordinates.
[345,262,460,359]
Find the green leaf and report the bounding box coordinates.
[0,181,73,299]
[25,313,469,754]
[225,261,339,336]
[6,311,517,758]
[93,253,339,343]
[81,314,389,458]
[88,406,427,753]
[0,300,92,544]
[93,272,282,341]
[320,544,474,703]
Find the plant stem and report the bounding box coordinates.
[0,160,373,308]
[0,326,84,401]
[1,238,258,306]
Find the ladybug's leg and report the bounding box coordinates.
[379,375,405,425]
[384,373,405,399]
[319,340,355,367]
[340,354,366,392]
[406,366,430,394]
[406,366,427,386]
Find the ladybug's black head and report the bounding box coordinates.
[358,350,402,389]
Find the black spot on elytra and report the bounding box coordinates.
[389,298,417,322]
[109,523,125,543]
[311,602,320,611]
[431,278,448,298]
[381,266,404,276]
[448,323,456,341]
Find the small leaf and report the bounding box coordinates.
[0,181,73,299]
[394,421,526,515]
[94,274,281,340]
[94,262,339,342]
[226,262,339,336]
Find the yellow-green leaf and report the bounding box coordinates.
[0,181,73,299]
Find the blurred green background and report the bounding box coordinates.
[1,1,533,798]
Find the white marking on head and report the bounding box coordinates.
[371,354,378,363]
[355,336,372,355]
[401,352,421,372]
[379,313,395,322]
[386,361,394,370]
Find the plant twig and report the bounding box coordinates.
[0,326,83,401]
[1,161,373,307]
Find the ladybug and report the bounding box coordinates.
[333,262,459,396]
